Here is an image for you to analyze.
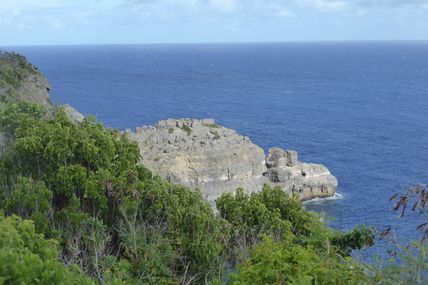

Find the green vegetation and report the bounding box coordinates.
[210,130,220,140]
[203,123,220,129]
[181,124,192,135]
[0,51,38,101]
[0,214,95,285]
[0,51,37,89]
[0,51,51,107]
[0,51,426,284]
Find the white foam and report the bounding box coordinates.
[303,192,344,204]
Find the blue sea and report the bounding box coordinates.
[7,42,428,257]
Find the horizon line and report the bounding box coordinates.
[2,39,428,48]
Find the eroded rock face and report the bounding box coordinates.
[265,148,338,201]
[15,73,52,107]
[128,118,338,203]
[128,118,267,203]
[266,147,298,168]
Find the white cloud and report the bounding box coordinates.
[302,0,349,12]
[0,0,57,20]
[123,0,428,15]
[0,0,105,32]
[122,0,295,18]
[208,0,236,13]
[1,0,428,39]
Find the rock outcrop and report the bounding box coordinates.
[128,118,338,203]
[265,148,338,201]
[63,105,85,123]
[13,72,51,107]
[127,118,267,202]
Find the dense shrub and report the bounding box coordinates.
[229,236,368,284]
[0,213,95,285]
[217,186,374,260]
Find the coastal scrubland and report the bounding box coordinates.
[0,51,426,284]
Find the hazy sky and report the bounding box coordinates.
[1,0,428,45]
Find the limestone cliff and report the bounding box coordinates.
[127,118,267,202]
[127,118,338,203]
[265,148,338,201]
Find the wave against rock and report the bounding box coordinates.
[127,118,338,203]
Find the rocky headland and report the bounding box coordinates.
[127,118,338,203]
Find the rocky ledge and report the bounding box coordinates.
[127,118,338,203]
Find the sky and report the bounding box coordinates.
[1,0,428,45]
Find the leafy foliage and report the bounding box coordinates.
[331,225,375,256]
[0,213,95,285]
[217,186,374,284]
[229,236,368,285]
[217,186,374,259]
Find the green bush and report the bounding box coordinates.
[3,177,52,234]
[217,186,374,260]
[0,213,95,285]
[229,235,368,285]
